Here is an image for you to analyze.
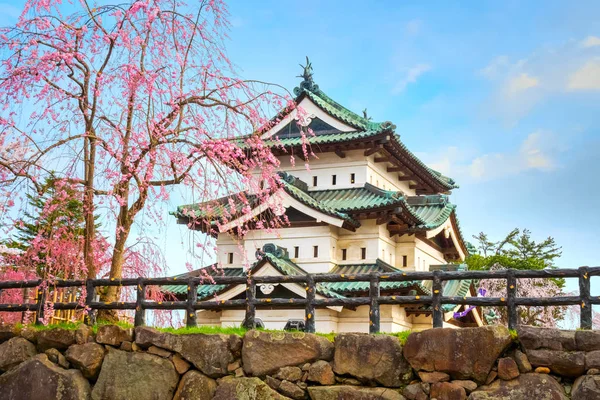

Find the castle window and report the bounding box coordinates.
[294,246,299,258]
[313,246,319,258]
[332,175,337,185]
[361,247,366,259]
[350,173,355,184]
[341,249,347,260]
[313,176,318,187]
[402,255,408,267]
[227,253,234,264]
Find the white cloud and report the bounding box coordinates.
[582,36,600,48]
[480,56,510,79]
[567,59,600,90]
[479,37,600,122]
[405,19,422,36]
[421,132,560,182]
[392,64,431,94]
[506,73,540,95]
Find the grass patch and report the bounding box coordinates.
[10,321,409,343]
[509,329,518,341]
[92,320,134,334]
[157,325,248,336]
[16,321,83,331]
[377,330,412,345]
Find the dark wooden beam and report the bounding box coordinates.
[334,148,346,158]
[398,174,416,181]
[388,223,408,232]
[364,146,382,157]
[376,212,393,225]
[374,156,389,163]
[387,166,405,173]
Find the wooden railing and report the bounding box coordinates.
[0,266,597,332]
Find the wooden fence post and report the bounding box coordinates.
[305,275,316,333]
[243,276,256,329]
[134,278,146,327]
[506,270,518,330]
[35,283,46,325]
[432,270,443,328]
[85,280,96,326]
[186,278,198,328]
[369,273,380,334]
[579,266,592,330]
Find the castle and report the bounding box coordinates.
[169,62,482,332]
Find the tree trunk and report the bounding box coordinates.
[83,135,96,279]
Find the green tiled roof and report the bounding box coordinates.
[174,178,460,235]
[162,266,245,298]
[288,86,458,191]
[299,88,383,131]
[262,129,381,148]
[281,180,360,228]
[405,195,457,230]
[323,261,429,294]
[309,184,405,212]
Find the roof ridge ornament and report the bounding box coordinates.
[362,108,372,121]
[294,56,319,95]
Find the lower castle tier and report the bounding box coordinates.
[169,71,482,332]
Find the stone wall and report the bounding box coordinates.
[0,324,598,399]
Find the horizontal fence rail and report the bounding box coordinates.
[0,266,598,332]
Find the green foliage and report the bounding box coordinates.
[157,325,248,336]
[466,228,564,288]
[4,177,95,278]
[468,229,562,270]
[17,321,83,331]
[509,329,518,341]
[377,330,412,345]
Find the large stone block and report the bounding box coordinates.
[572,374,600,399]
[333,333,412,387]
[65,342,105,379]
[430,382,466,400]
[0,324,18,344]
[212,377,292,400]
[308,385,406,400]
[173,370,217,400]
[242,330,333,377]
[575,330,600,352]
[0,337,36,371]
[0,354,91,400]
[403,326,512,383]
[91,349,179,400]
[135,326,241,378]
[526,349,585,377]
[95,325,133,346]
[468,373,568,400]
[36,328,77,351]
[517,326,576,351]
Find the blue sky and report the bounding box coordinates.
[1,1,599,295]
[220,1,600,273]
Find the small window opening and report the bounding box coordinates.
[294,246,299,258]
[313,176,318,187]
[402,255,408,267]
[361,247,366,260]
[350,173,355,184]
[342,249,347,260]
[313,246,319,258]
[227,253,234,264]
[332,175,337,185]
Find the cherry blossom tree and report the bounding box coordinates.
[0,0,290,320]
[468,229,600,328]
